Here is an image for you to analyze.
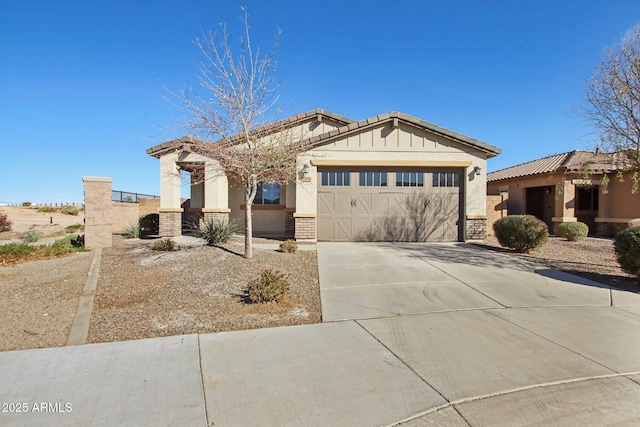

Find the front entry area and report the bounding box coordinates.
[317,168,462,241]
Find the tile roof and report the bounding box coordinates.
[487,150,621,182]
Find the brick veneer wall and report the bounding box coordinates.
[465,217,487,240]
[294,217,316,240]
[159,210,183,237]
[83,176,113,248]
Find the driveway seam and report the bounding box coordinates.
[484,308,624,374]
[66,247,102,346]
[196,335,210,427]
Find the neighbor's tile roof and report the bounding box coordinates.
[487,150,619,182]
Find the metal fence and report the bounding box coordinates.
[112,190,160,203]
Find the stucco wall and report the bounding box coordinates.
[298,121,490,218]
[111,202,140,234]
[486,194,507,236]
[228,181,287,235]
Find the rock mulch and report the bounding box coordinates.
[86,235,321,344]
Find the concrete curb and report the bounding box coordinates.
[66,247,102,346]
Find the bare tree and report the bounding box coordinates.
[582,23,640,191]
[169,8,307,258]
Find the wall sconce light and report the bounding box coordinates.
[302,163,310,177]
[474,166,482,176]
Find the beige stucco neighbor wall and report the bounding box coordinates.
[111,202,139,234]
[486,194,507,236]
[83,176,113,249]
[139,198,160,217]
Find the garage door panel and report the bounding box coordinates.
[317,170,461,242]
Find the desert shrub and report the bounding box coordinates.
[22,231,41,243]
[557,222,589,241]
[615,226,640,278]
[0,213,12,232]
[493,215,548,253]
[152,239,178,251]
[0,242,37,262]
[139,213,160,237]
[0,236,84,264]
[628,218,640,229]
[279,239,298,253]
[196,219,237,245]
[22,201,31,206]
[37,206,57,213]
[65,224,83,233]
[43,235,85,256]
[122,222,141,239]
[246,269,290,303]
[60,205,79,215]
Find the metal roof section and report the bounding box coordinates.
[304,111,501,157]
[487,150,620,182]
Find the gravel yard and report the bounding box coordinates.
[86,235,321,344]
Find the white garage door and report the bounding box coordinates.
[317,169,462,242]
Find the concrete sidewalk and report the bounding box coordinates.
[1,242,639,426]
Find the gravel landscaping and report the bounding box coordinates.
[86,235,321,344]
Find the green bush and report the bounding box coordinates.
[493,215,549,253]
[43,235,86,256]
[37,206,57,213]
[122,222,141,239]
[246,269,290,303]
[22,231,41,243]
[22,201,31,206]
[139,213,159,237]
[196,219,237,245]
[152,239,178,251]
[279,239,298,253]
[60,205,79,215]
[615,226,640,278]
[0,236,84,263]
[0,213,12,232]
[557,222,589,241]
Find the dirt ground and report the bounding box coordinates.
[0,205,84,242]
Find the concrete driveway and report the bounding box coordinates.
[1,242,640,426]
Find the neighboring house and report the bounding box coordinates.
[147,109,501,242]
[487,150,640,236]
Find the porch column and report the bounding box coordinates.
[159,152,183,236]
[202,161,230,223]
[552,179,577,234]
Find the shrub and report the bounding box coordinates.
[22,231,41,243]
[139,213,159,237]
[122,222,141,239]
[0,213,12,232]
[628,218,640,229]
[0,236,84,264]
[65,224,83,234]
[279,239,298,253]
[43,235,85,256]
[22,201,31,206]
[0,242,37,263]
[60,205,79,215]
[615,226,640,278]
[37,206,57,213]
[152,239,178,251]
[246,269,290,303]
[557,222,589,241]
[493,215,548,253]
[196,219,237,245]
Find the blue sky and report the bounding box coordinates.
[1,0,639,204]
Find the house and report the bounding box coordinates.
[147,109,501,242]
[487,150,640,236]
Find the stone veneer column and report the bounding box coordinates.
[202,208,231,224]
[83,176,113,249]
[294,214,316,241]
[159,208,183,237]
[465,216,487,240]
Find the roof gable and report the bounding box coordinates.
[304,112,500,157]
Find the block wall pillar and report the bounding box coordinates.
[83,176,113,249]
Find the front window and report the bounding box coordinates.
[255,183,281,205]
[577,186,599,211]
